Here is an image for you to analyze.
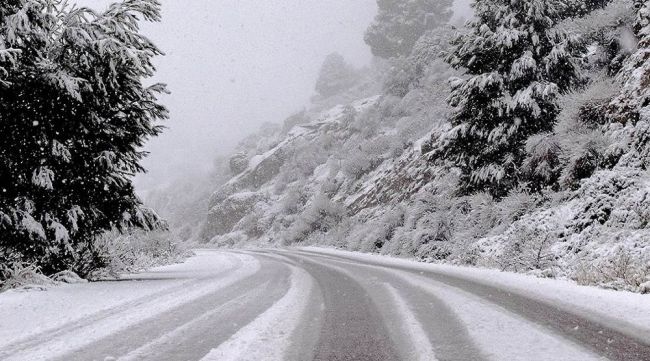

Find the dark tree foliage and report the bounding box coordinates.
[426,0,585,198]
[559,0,613,16]
[364,0,453,59]
[0,0,168,276]
[609,0,650,122]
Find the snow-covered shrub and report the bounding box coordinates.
[411,212,454,260]
[571,231,650,291]
[462,193,499,239]
[552,79,617,188]
[280,182,309,215]
[494,190,540,232]
[357,207,405,252]
[569,169,649,232]
[285,139,330,179]
[92,230,190,277]
[498,223,557,274]
[283,192,346,244]
[605,114,650,169]
[234,201,275,239]
[341,149,374,180]
[350,107,383,139]
[383,58,418,98]
[210,231,250,248]
[382,177,460,258]
[0,262,54,292]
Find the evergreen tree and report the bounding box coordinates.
[315,53,358,98]
[365,0,453,59]
[0,0,168,275]
[603,0,650,168]
[428,0,585,198]
[610,0,650,122]
[563,0,613,16]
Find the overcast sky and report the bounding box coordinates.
[73,0,473,193]
[74,0,378,191]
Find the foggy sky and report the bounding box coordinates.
[74,0,378,192]
[73,0,473,193]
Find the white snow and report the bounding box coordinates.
[201,263,313,361]
[0,251,259,360]
[118,275,273,361]
[395,269,603,361]
[298,249,605,360]
[383,283,438,361]
[302,247,650,342]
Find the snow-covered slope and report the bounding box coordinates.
[200,2,650,293]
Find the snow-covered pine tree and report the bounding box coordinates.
[0,0,167,276]
[428,0,585,197]
[568,0,613,15]
[364,0,453,59]
[610,0,650,122]
[604,0,650,167]
[315,53,358,98]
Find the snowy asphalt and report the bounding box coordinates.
[1,248,649,361]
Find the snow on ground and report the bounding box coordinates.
[383,283,437,361]
[201,261,313,361]
[301,254,439,361]
[301,249,603,361]
[314,95,381,126]
[0,250,258,359]
[393,270,603,361]
[302,247,650,341]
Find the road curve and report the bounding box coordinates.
[1,248,649,361]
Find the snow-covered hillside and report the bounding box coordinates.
[200,0,650,293]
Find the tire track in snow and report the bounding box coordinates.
[57,257,286,361]
[383,283,438,361]
[116,279,280,361]
[295,250,606,361]
[283,250,485,361]
[200,263,314,361]
[300,249,650,361]
[288,254,436,361]
[1,253,261,361]
[277,252,401,361]
[392,269,604,361]
[0,251,244,352]
[245,251,325,361]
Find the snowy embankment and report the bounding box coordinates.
[302,246,650,341]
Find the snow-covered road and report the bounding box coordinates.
[1,248,649,361]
